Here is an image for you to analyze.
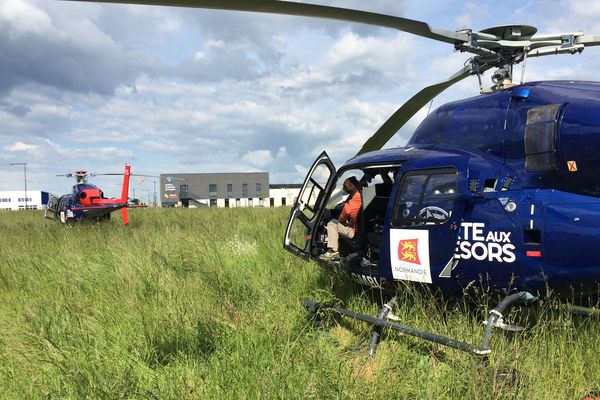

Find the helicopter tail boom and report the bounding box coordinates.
[120,164,131,203]
[120,164,131,225]
[121,207,129,225]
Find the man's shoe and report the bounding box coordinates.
[319,250,340,261]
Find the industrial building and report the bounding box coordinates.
[268,184,302,207]
[159,172,300,208]
[0,190,49,211]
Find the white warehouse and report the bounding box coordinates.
[0,191,49,211]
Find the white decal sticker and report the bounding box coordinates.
[390,229,432,283]
[456,222,516,263]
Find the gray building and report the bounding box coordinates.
[160,172,269,208]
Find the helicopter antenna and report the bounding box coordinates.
[520,46,529,84]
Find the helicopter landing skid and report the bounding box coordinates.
[301,291,536,356]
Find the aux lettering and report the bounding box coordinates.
[456,222,516,263]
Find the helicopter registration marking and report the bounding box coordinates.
[390,229,432,283]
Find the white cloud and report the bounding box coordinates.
[276,147,287,158]
[6,141,37,152]
[3,0,600,195]
[241,147,289,168]
[242,149,273,168]
[0,0,53,39]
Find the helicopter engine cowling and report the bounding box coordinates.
[79,188,103,206]
[407,81,600,198]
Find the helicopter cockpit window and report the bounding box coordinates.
[391,169,457,227]
[524,104,561,172]
[297,163,331,220]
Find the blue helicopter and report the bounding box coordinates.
[46,164,135,225]
[288,80,600,302]
[66,0,600,355]
[285,80,600,355]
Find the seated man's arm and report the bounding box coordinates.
[339,193,361,226]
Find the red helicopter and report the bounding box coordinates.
[46,164,143,225]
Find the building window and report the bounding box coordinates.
[242,183,248,197]
[209,199,217,207]
[18,197,32,203]
[270,198,275,207]
[209,184,217,197]
[256,183,262,197]
[227,183,233,197]
[281,197,286,206]
[180,184,189,198]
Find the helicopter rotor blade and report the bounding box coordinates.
[61,0,469,45]
[95,173,159,177]
[575,35,600,46]
[356,62,492,156]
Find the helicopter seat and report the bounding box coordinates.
[339,183,392,257]
[361,183,392,259]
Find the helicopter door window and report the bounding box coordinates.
[524,104,561,172]
[391,169,457,227]
[297,163,331,220]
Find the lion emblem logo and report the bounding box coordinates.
[398,239,421,265]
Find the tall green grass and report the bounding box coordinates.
[0,208,598,399]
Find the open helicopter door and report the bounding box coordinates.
[385,159,469,286]
[284,151,336,260]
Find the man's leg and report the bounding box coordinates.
[326,219,340,251]
[337,224,355,242]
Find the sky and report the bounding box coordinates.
[1,0,600,199]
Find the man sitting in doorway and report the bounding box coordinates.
[320,176,362,261]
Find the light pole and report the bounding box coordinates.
[153,180,157,207]
[141,189,151,206]
[9,162,27,210]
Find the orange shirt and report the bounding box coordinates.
[339,191,362,232]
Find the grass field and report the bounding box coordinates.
[0,207,599,399]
